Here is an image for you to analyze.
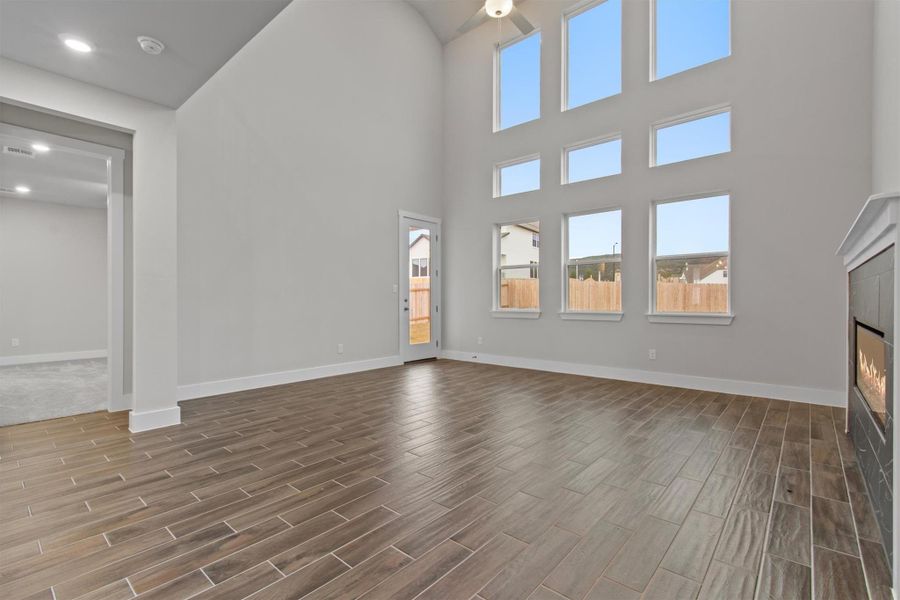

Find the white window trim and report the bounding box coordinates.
[648,191,733,325]
[561,207,623,319]
[650,0,732,82]
[561,132,622,185]
[494,30,542,133]
[494,154,542,198]
[493,220,541,316]
[561,0,623,112]
[650,104,732,168]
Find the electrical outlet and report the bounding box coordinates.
[337,343,344,354]
[11,338,19,347]
[477,336,483,345]
[648,349,656,360]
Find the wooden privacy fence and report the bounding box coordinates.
[499,279,728,313]
[409,277,431,322]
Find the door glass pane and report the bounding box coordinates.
[408,226,431,345]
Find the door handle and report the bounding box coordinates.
[403,307,409,311]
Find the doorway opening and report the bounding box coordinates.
[0,123,125,424]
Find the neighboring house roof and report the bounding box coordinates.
[410,233,430,248]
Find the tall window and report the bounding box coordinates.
[564,0,621,110]
[654,0,730,80]
[653,194,730,314]
[497,33,541,131]
[563,135,622,184]
[495,156,541,197]
[564,209,622,313]
[653,108,730,166]
[496,221,540,311]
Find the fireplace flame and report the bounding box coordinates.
[858,347,886,407]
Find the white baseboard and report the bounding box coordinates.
[0,349,107,367]
[177,355,403,401]
[440,350,844,407]
[129,405,181,433]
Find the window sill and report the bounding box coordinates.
[647,313,734,325]
[559,311,623,322]
[491,310,541,319]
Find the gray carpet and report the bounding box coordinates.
[0,358,108,426]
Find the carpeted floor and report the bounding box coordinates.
[0,358,107,426]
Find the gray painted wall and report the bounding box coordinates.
[176,0,443,385]
[441,0,873,397]
[0,197,107,356]
[873,0,900,195]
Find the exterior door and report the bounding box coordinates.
[399,212,440,362]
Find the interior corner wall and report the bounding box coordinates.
[0,101,135,392]
[873,0,900,195]
[176,0,442,387]
[0,58,178,423]
[441,0,873,401]
[0,198,107,357]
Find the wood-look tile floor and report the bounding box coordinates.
[0,360,892,600]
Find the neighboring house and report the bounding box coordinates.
[666,256,728,284]
[409,233,430,277]
[500,223,540,270]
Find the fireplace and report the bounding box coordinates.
[857,321,889,430]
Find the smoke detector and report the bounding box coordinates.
[137,36,165,55]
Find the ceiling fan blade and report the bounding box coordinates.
[458,7,490,34]
[508,6,535,35]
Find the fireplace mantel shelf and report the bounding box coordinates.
[837,191,900,269]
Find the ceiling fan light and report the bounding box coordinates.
[485,0,513,19]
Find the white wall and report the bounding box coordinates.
[0,198,106,358]
[442,0,873,402]
[0,58,178,429]
[873,0,900,194]
[176,0,442,387]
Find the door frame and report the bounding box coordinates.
[0,123,126,412]
[398,210,441,362]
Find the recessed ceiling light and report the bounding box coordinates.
[15,185,31,193]
[60,35,93,53]
[32,143,50,153]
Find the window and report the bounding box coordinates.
[563,136,622,184]
[411,258,429,277]
[653,108,730,166]
[497,32,541,131]
[564,209,622,314]
[495,156,541,197]
[495,221,540,312]
[652,194,730,316]
[654,0,730,80]
[564,0,621,110]
[532,233,540,248]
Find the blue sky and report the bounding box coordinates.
[656,111,730,165]
[656,0,730,79]
[500,158,540,195]
[568,138,621,183]
[567,0,621,109]
[657,195,729,256]
[499,33,540,130]
[569,210,621,259]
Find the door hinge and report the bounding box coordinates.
[436,305,439,313]
[436,339,440,348]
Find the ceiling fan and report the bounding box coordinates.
[458,0,535,36]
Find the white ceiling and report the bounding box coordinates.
[0,0,291,108]
[0,133,108,209]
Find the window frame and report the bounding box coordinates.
[494,30,542,133]
[492,219,542,318]
[650,0,732,82]
[561,0,623,112]
[494,153,542,198]
[650,104,732,167]
[648,191,733,325]
[560,207,624,321]
[411,257,429,277]
[561,132,623,185]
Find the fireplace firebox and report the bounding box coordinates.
[857,321,889,430]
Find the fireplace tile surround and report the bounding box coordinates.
[849,245,894,563]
